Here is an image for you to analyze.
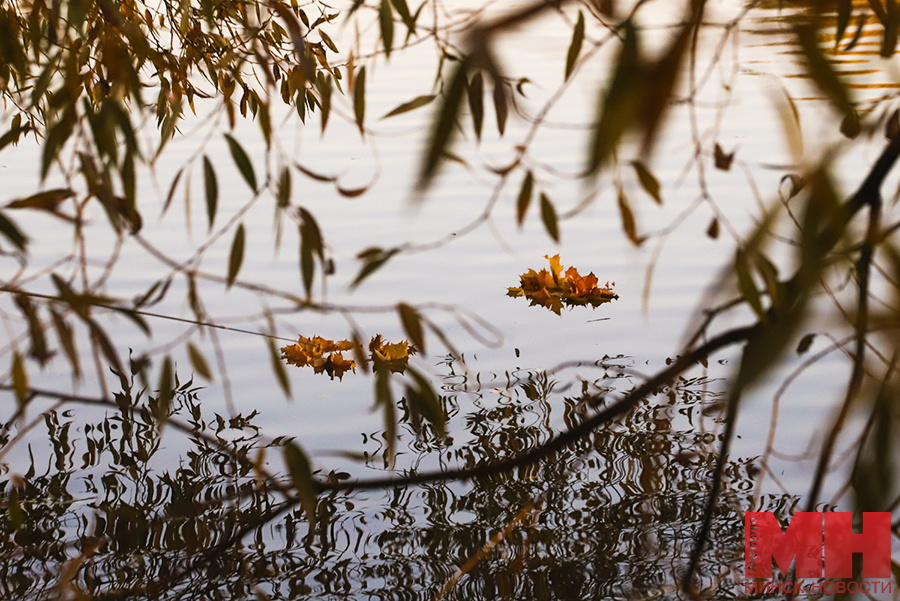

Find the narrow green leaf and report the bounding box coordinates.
[379,0,394,58]
[587,23,641,175]
[631,160,661,204]
[516,170,534,227]
[405,367,446,437]
[381,94,435,119]
[351,247,399,289]
[493,80,508,136]
[390,0,415,31]
[736,249,765,321]
[0,209,27,252]
[565,11,585,81]
[203,156,218,231]
[224,134,257,191]
[277,166,291,209]
[374,367,396,466]
[468,71,484,140]
[796,24,854,117]
[835,0,852,48]
[267,338,291,397]
[883,0,899,57]
[354,66,366,134]
[50,308,80,380]
[398,302,426,354]
[617,186,642,246]
[283,441,318,527]
[88,320,127,390]
[300,233,314,298]
[187,342,212,380]
[540,192,559,243]
[226,223,246,289]
[7,489,24,531]
[417,62,467,191]
[156,356,174,425]
[162,167,183,217]
[11,351,28,406]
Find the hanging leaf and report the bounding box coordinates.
[835,0,852,48]
[714,143,735,171]
[381,95,436,119]
[735,248,765,321]
[516,170,534,227]
[397,302,426,354]
[11,351,28,406]
[617,187,642,246]
[840,109,861,139]
[224,134,257,191]
[354,66,366,135]
[706,217,719,240]
[565,11,585,81]
[162,167,184,217]
[203,156,218,231]
[0,210,27,252]
[226,223,246,289]
[390,0,416,32]
[351,247,399,289]
[155,355,174,425]
[283,441,318,527]
[631,160,661,204]
[404,367,447,437]
[268,338,291,397]
[468,71,484,140]
[493,80,508,136]
[417,62,467,191]
[795,24,854,118]
[796,333,816,355]
[50,308,80,380]
[277,166,291,209]
[7,188,76,212]
[187,342,212,381]
[540,192,560,243]
[379,0,394,58]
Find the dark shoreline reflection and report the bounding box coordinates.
[0,359,796,600]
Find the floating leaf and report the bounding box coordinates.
[507,254,618,315]
[283,441,318,527]
[224,134,257,191]
[203,156,218,231]
[370,334,417,373]
[631,160,661,204]
[565,11,585,81]
[540,192,559,243]
[281,335,355,379]
[226,223,245,289]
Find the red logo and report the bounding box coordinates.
[745,512,891,579]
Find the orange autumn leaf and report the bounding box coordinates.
[507,255,618,315]
[281,335,356,379]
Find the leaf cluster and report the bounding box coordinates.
[507,255,618,315]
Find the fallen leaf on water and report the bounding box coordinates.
[281,335,356,379]
[507,255,618,315]
[369,334,418,373]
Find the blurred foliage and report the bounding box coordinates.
[2,0,900,596]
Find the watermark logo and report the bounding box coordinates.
[744,511,891,594]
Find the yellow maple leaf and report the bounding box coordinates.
[369,335,418,373]
[281,335,356,379]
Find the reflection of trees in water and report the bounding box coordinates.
[0,362,796,600]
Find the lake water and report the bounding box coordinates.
[2,0,900,598]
